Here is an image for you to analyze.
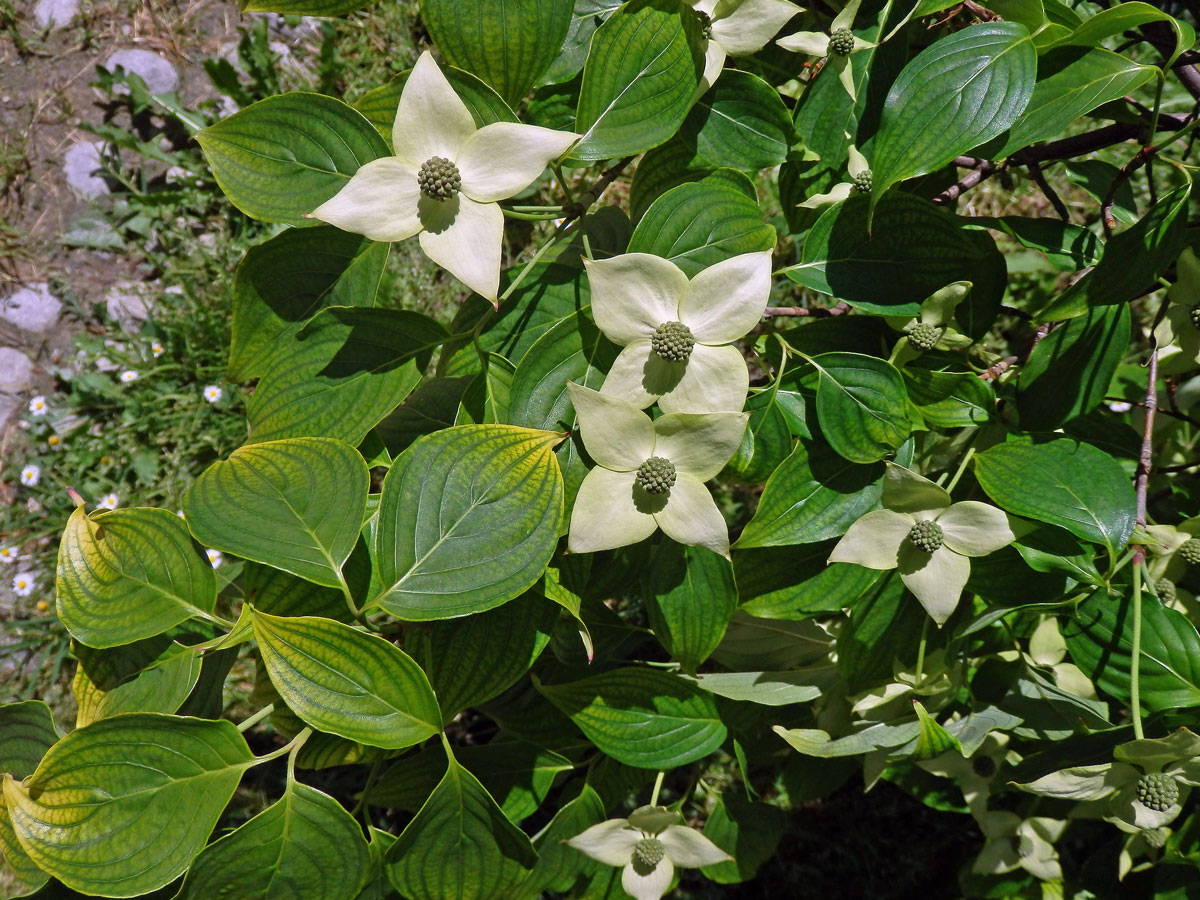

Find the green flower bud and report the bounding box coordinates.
[850,170,872,194]
[1143,826,1170,849]
[650,320,696,362]
[632,837,665,870]
[1136,773,1179,813]
[908,519,944,553]
[907,322,944,352]
[636,457,677,495]
[417,156,462,200]
[1178,538,1200,565]
[1155,578,1177,604]
[1190,306,1200,329]
[828,26,856,56]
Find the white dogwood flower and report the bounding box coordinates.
[587,251,771,414]
[829,463,1017,624]
[20,465,40,487]
[692,0,803,88]
[568,805,731,900]
[310,52,579,302]
[566,384,747,558]
[778,0,875,100]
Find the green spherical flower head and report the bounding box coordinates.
[1190,307,1200,329]
[651,320,696,362]
[1136,773,1180,812]
[632,837,665,872]
[908,519,944,553]
[851,170,872,194]
[828,26,856,56]
[417,156,462,200]
[695,8,713,38]
[907,322,944,352]
[636,457,677,495]
[1178,538,1200,565]
[1143,826,1170,849]
[1155,578,1177,604]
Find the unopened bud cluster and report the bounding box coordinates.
[907,322,943,352]
[1136,773,1179,812]
[908,519,944,552]
[1179,538,1200,565]
[695,9,713,38]
[851,170,872,194]
[828,27,856,56]
[1190,306,1200,329]
[417,156,461,200]
[636,457,677,495]
[633,837,665,869]
[1155,578,1177,603]
[651,321,696,362]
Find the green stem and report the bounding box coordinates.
[944,445,977,494]
[237,703,275,733]
[649,770,666,807]
[914,617,930,685]
[351,755,385,821]
[1131,558,1146,740]
[501,208,563,221]
[496,218,577,304]
[253,726,311,765]
[285,728,311,784]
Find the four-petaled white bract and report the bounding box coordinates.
[567,806,731,900]
[829,462,1017,625]
[310,51,579,302]
[20,465,40,486]
[566,383,747,558]
[11,573,35,596]
[693,0,803,89]
[587,251,771,414]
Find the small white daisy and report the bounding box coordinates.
[0,546,19,563]
[97,493,119,510]
[205,548,223,568]
[1108,401,1133,413]
[119,370,139,383]
[20,465,40,486]
[151,341,165,358]
[12,573,34,596]
[202,385,223,404]
[28,395,47,415]
[176,509,185,518]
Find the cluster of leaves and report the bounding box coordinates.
[6,0,1200,898]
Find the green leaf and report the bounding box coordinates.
[627,181,775,277]
[239,0,370,13]
[252,610,441,749]
[507,310,617,508]
[1065,590,1200,712]
[712,612,831,671]
[247,308,448,445]
[974,437,1135,555]
[414,594,558,721]
[0,702,58,899]
[997,47,1156,157]
[838,571,924,692]
[1048,1,1194,66]
[804,353,912,464]
[722,387,794,484]
[384,751,538,900]
[456,353,516,425]
[176,780,370,900]
[903,368,996,428]
[679,70,793,171]
[871,23,1036,200]
[354,65,518,147]
[509,784,607,900]
[1017,304,1130,430]
[1037,185,1190,320]
[420,0,574,105]
[689,668,837,706]
[184,438,368,588]
[962,215,1101,269]
[700,794,786,884]
[773,720,922,758]
[197,93,389,225]
[572,0,703,161]
[735,543,882,618]
[247,561,351,621]
[536,667,727,768]
[73,642,201,727]
[786,193,1006,336]
[228,226,390,382]
[736,441,883,548]
[644,543,737,672]
[3,714,254,897]
[912,701,962,760]
[372,426,564,619]
[57,506,217,649]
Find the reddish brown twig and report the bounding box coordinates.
[1102,144,1157,237]
[1135,348,1159,530]
[764,300,851,318]
[978,322,1052,381]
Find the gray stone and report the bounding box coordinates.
[1,284,63,334]
[0,348,34,392]
[0,393,18,431]
[106,49,179,95]
[33,0,77,28]
[62,140,109,198]
[105,287,150,333]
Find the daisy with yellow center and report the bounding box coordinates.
[28,395,47,416]
[11,573,34,596]
[20,465,40,487]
